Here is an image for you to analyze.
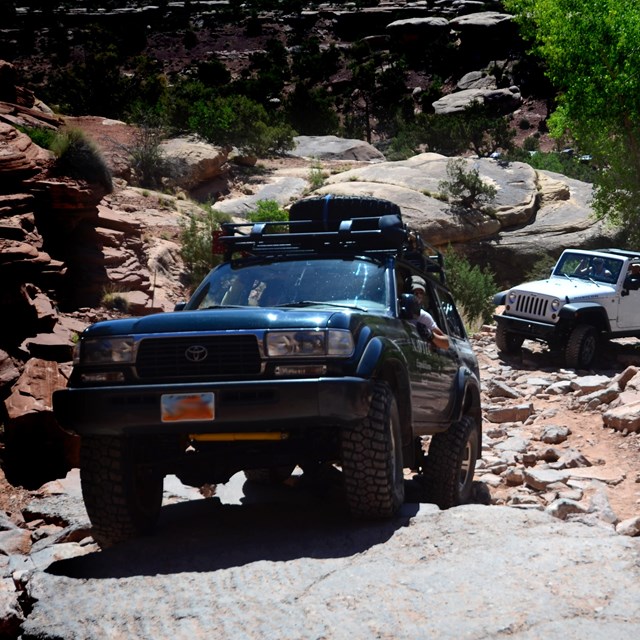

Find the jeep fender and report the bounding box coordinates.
[493,290,508,306]
[558,303,611,333]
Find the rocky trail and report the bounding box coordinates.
[1,328,639,638]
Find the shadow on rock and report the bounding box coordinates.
[45,474,421,580]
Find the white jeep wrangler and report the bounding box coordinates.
[493,248,640,368]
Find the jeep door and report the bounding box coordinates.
[617,263,640,328]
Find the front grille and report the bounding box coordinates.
[136,335,262,380]
[513,294,549,319]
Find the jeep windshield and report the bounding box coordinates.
[187,258,391,311]
[553,252,623,285]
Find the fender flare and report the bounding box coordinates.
[558,303,611,332]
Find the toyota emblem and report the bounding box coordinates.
[184,345,208,362]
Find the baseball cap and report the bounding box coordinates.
[411,276,426,293]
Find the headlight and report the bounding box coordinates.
[265,330,354,357]
[551,298,561,311]
[79,337,136,364]
[507,291,517,304]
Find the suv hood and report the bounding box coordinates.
[81,307,358,337]
[513,277,616,299]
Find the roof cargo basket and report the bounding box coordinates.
[217,195,446,283]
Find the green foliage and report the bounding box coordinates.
[307,160,327,191]
[438,158,497,209]
[50,128,112,191]
[504,0,640,243]
[504,148,598,183]
[247,199,288,224]
[127,126,167,189]
[179,206,230,289]
[444,248,497,327]
[285,84,339,135]
[189,94,295,155]
[524,253,558,282]
[247,199,289,232]
[16,126,57,149]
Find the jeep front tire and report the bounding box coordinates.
[565,324,598,369]
[495,323,524,354]
[341,382,404,518]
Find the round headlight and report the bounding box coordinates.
[507,291,517,304]
[551,299,561,311]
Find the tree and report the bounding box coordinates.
[504,0,640,244]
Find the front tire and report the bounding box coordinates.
[495,323,524,354]
[423,415,479,509]
[565,324,598,369]
[341,382,405,518]
[81,435,164,547]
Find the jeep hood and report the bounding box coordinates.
[80,307,358,337]
[512,277,615,299]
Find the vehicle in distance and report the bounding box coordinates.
[494,248,640,368]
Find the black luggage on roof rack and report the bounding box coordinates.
[288,194,402,232]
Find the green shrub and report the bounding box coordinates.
[128,125,167,189]
[50,127,112,191]
[247,199,288,223]
[307,160,327,191]
[17,126,57,149]
[438,158,497,209]
[524,253,558,282]
[444,247,498,328]
[179,206,230,289]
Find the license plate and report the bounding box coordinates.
[161,392,215,423]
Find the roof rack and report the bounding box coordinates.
[218,216,446,282]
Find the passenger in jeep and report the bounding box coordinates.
[411,276,450,350]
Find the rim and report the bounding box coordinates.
[458,432,476,491]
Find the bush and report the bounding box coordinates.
[247,199,288,223]
[444,248,497,328]
[50,127,112,191]
[17,126,57,149]
[179,206,230,289]
[438,158,497,209]
[127,125,167,189]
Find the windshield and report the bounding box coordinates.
[187,258,390,310]
[553,252,622,284]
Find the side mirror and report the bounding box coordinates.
[174,302,187,311]
[399,293,421,319]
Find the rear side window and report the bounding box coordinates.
[435,288,466,339]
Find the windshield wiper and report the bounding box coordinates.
[278,300,369,311]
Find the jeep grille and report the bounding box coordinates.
[512,294,549,319]
[136,335,261,379]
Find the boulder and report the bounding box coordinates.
[160,136,228,191]
[289,135,386,162]
[432,86,522,115]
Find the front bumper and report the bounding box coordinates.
[494,313,559,340]
[53,377,374,436]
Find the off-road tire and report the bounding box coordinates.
[495,323,524,354]
[423,415,479,509]
[80,435,164,547]
[341,381,404,518]
[244,465,296,484]
[565,324,598,369]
